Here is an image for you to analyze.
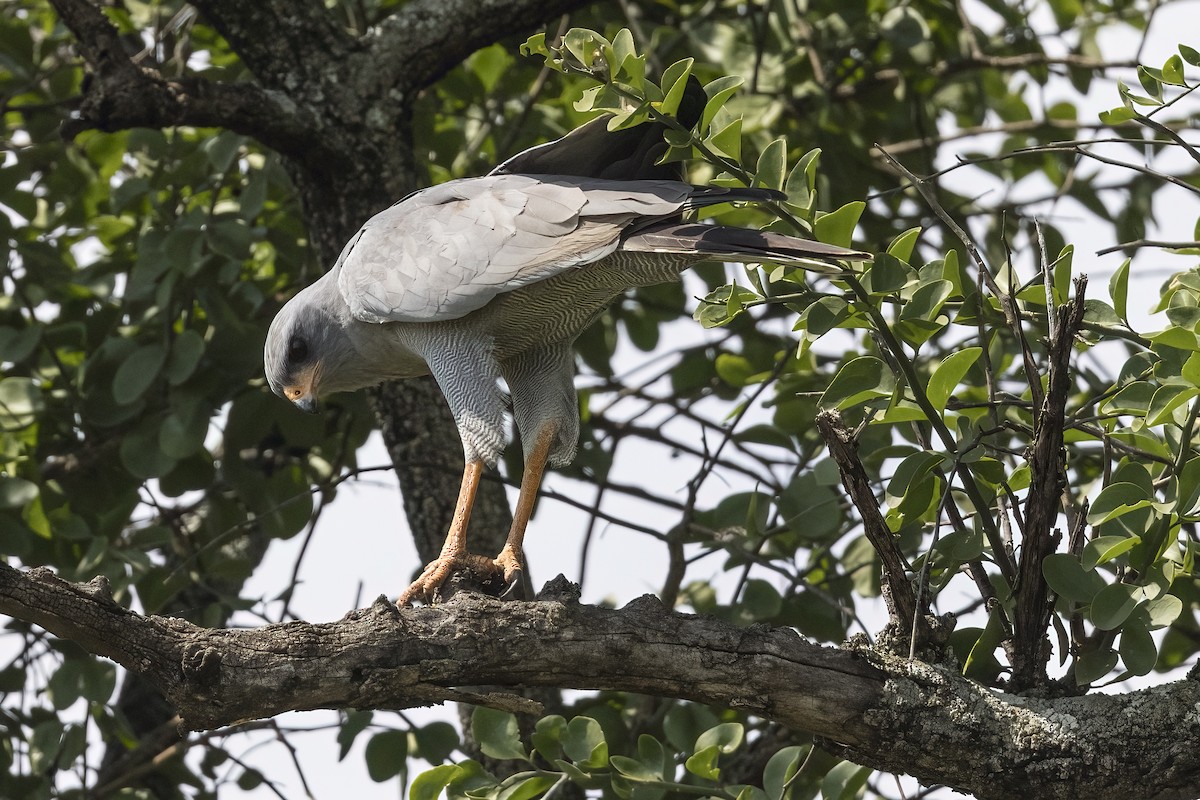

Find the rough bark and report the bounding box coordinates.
[2,563,1198,800]
[817,410,918,631]
[1011,278,1087,688]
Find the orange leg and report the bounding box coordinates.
[398,459,494,605]
[397,422,557,606]
[491,421,557,583]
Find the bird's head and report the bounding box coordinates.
[264,275,359,414]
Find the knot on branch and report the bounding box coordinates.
[536,575,581,603]
[181,642,222,689]
[622,592,671,616]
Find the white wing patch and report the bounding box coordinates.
[336,174,690,323]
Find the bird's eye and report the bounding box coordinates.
[288,336,309,363]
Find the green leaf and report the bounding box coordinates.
[562,716,606,769]
[1119,618,1157,675]
[1145,594,1183,628]
[716,353,759,387]
[695,722,744,754]
[705,118,743,161]
[926,347,982,411]
[1042,553,1105,604]
[1052,245,1075,304]
[413,721,459,765]
[165,329,206,385]
[814,201,865,249]
[159,401,210,459]
[880,6,930,48]
[1087,483,1154,526]
[764,745,806,800]
[963,607,1006,681]
[336,710,373,761]
[496,772,556,800]
[0,376,44,430]
[799,296,851,336]
[1137,66,1164,101]
[658,58,694,116]
[471,707,527,762]
[112,344,167,405]
[900,280,954,324]
[819,356,893,410]
[1181,45,1200,67]
[0,476,38,509]
[867,253,911,294]
[531,715,566,764]
[1075,647,1118,685]
[79,659,116,703]
[1109,258,1130,321]
[663,703,719,753]
[820,760,871,800]
[364,729,408,782]
[0,325,40,364]
[636,734,666,781]
[1147,384,1198,427]
[47,661,82,710]
[1082,535,1141,570]
[1090,582,1140,630]
[236,770,264,791]
[610,755,660,782]
[886,227,921,263]
[411,765,462,800]
[563,28,609,70]
[685,745,721,780]
[740,579,783,621]
[702,76,744,130]
[755,138,787,190]
[785,148,821,214]
[1162,54,1186,86]
[1100,106,1137,124]
[120,423,178,479]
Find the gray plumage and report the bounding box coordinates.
[265,173,866,471]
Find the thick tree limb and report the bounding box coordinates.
[367,0,586,95]
[6,562,1196,800]
[188,0,355,89]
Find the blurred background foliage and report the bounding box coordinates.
[1,0,1198,798]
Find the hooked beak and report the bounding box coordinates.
[292,393,319,414]
[282,374,320,414]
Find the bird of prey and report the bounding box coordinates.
[265,122,869,606]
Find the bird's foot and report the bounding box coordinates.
[397,551,520,606]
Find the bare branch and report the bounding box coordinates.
[816,410,918,632]
[1096,239,1200,256]
[1011,265,1087,689]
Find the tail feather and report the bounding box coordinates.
[623,222,871,265]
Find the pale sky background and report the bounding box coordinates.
[4,1,1200,798]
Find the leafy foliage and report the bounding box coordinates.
[2,1,1199,799]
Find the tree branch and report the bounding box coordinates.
[49,0,328,165]
[1011,273,1087,689]
[3,562,1200,800]
[368,0,589,92]
[187,0,356,88]
[815,410,918,635]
